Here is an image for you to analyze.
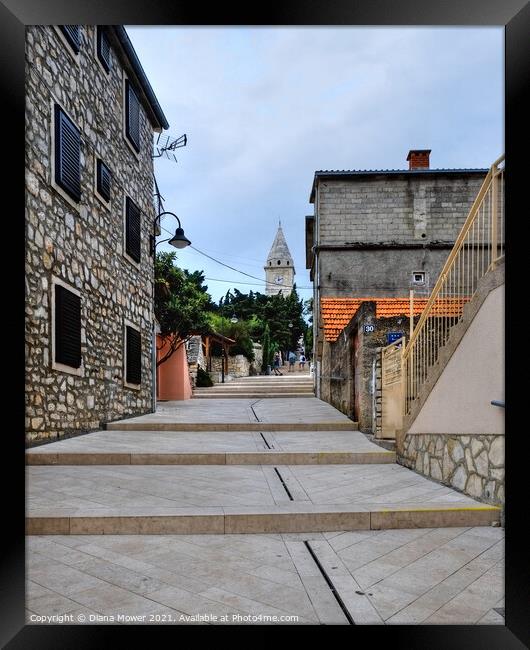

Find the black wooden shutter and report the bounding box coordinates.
[125,79,141,152]
[96,159,111,202]
[59,26,81,53]
[54,105,81,202]
[97,27,111,72]
[55,285,81,368]
[125,197,141,262]
[126,326,142,384]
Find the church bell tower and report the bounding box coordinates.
[264,221,295,296]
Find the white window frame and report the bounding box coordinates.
[123,318,142,390]
[122,72,141,161]
[412,271,426,285]
[51,275,84,377]
[94,155,111,209]
[49,97,82,212]
[53,25,82,64]
[122,194,142,269]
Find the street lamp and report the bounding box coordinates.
[230,314,238,324]
[151,211,191,255]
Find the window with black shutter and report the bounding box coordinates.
[126,326,142,385]
[125,79,141,152]
[96,159,111,202]
[54,285,81,369]
[96,27,111,72]
[54,105,81,202]
[125,196,141,262]
[59,26,81,54]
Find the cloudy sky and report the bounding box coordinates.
[126,27,504,303]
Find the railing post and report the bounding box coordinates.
[491,162,498,268]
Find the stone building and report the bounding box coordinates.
[25,26,169,443]
[264,222,295,296]
[305,149,487,427]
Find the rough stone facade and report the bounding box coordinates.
[399,434,505,507]
[25,26,165,443]
[324,302,409,432]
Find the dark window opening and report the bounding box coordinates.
[96,159,111,202]
[277,260,281,265]
[287,261,290,265]
[125,79,141,152]
[54,105,81,202]
[125,196,141,262]
[59,26,81,54]
[97,27,111,72]
[126,326,142,385]
[54,284,81,368]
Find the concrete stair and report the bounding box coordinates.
[25,397,501,536]
[193,374,314,399]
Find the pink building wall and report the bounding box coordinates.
[156,335,193,401]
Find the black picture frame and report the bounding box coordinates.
[4,0,529,646]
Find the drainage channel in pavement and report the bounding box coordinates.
[304,540,355,625]
[274,467,294,501]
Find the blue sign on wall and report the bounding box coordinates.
[387,332,404,345]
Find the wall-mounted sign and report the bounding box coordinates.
[387,331,404,344]
[363,324,375,333]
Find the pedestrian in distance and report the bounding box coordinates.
[299,353,306,370]
[288,351,296,372]
[273,352,283,375]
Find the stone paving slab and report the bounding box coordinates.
[26,430,393,465]
[26,464,500,534]
[107,398,356,431]
[25,527,504,625]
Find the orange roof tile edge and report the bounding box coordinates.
[321,297,469,342]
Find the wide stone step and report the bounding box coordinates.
[27,450,395,465]
[27,504,500,535]
[106,421,358,431]
[192,393,314,399]
[26,464,501,534]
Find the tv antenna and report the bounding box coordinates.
[153,132,188,163]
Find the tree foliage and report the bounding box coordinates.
[154,251,212,367]
[206,313,255,361]
[213,287,307,356]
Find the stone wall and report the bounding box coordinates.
[185,336,205,388]
[399,434,504,507]
[210,354,251,379]
[25,26,158,443]
[322,302,410,432]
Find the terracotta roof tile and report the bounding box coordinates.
[321,297,468,342]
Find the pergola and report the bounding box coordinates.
[202,332,236,383]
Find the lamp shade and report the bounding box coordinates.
[168,227,191,249]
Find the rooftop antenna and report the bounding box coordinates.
[153,132,188,163]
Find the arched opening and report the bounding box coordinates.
[277,260,281,265]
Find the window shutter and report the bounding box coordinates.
[125,197,141,262]
[126,326,142,385]
[97,159,111,202]
[55,285,81,368]
[97,27,111,72]
[125,79,141,152]
[59,26,81,53]
[54,105,81,202]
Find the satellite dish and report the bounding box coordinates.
[153,132,188,163]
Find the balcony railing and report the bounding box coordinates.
[402,155,505,416]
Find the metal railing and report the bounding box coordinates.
[403,155,505,416]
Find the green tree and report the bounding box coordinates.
[206,313,255,361]
[155,251,212,367]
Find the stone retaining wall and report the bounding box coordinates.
[399,433,504,506]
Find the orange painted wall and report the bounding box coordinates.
[156,335,192,401]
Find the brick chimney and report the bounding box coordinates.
[407,149,431,170]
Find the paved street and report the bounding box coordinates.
[26,528,504,625]
[26,385,504,625]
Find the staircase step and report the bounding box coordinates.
[27,450,396,466]
[193,393,314,399]
[26,503,500,535]
[106,421,358,431]
[26,464,501,535]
